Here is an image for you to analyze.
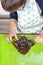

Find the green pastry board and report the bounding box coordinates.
[0,34,43,65]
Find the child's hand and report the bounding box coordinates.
[34,33,43,43]
[6,19,18,42]
[7,32,18,42]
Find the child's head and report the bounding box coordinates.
[1,0,26,12]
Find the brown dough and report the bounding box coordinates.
[12,36,35,55]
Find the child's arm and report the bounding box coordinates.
[7,12,18,42]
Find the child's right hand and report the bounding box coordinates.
[6,19,18,42]
[6,32,18,42]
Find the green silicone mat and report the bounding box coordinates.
[0,34,43,65]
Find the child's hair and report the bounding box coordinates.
[1,0,26,12]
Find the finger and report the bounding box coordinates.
[6,37,11,42]
[14,35,18,40]
[10,37,13,42]
[34,36,43,43]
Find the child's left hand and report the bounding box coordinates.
[34,35,43,43]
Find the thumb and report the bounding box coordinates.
[14,35,18,40]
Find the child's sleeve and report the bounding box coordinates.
[36,0,43,10]
[10,12,18,21]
